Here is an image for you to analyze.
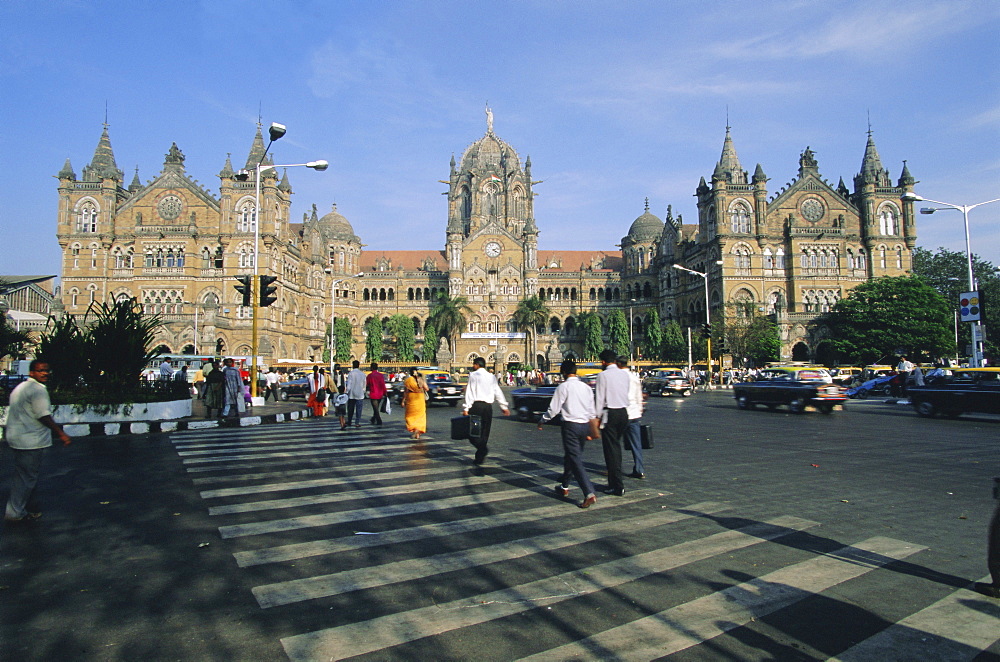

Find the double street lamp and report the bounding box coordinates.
[237,122,328,397]
[325,270,364,376]
[902,192,1000,367]
[673,263,713,387]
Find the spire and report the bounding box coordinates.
[857,128,890,186]
[752,163,767,183]
[219,153,234,178]
[244,124,272,171]
[898,160,915,187]
[716,126,747,184]
[836,177,850,198]
[83,124,123,182]
[644,197,650,213]
[129,166,142,192]
[58,158,76,180]
[278,168,292,193]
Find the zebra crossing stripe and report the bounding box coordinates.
[218,486,546,539]
[181,440,450,465]
[206,467,553,515]
[254,500,731,608]
[191,455,466,485]
[828,575,1000,662]
[233,494,686,568]
[279,515,818,661]
[518,535,927,661]
[174,432,421,454]
[182,445,458,473]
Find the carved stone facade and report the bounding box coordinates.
[55,117,916,367]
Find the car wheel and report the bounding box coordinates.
[818,403,834,414]
[914,401,936,418]
[855,389,868,400]
[736,395,753,410]
[279,390,289,401]
[788,397,806,414]
[515,406,530,422]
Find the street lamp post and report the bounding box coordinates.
[325,271,364,376]
[238,123,328,397]
[673,263,712,388]
[903,193,1000,367]
[628,298,636,362]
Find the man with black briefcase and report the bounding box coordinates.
[461,357,509,466]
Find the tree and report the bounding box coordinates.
[660,320,687,362]
[364,317,384,363]
[724,302,781,367]
[0,314,33,364]
[84,297,164,387]
[426,292,472,356]
[386,314,415,361]
[512,295,549,368]
[579,312,604,361]
[607,309,629,357]
[912,247,1000,360]
[36,314,90,392]
[421,320,437,363]
[333,318,352,363]
[642,308,662,360]
[826,275,954,365]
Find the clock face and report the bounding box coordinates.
[484,241,502,258]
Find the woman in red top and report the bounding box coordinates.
[365,362,387,426]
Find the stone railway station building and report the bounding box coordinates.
[55,115,916,368]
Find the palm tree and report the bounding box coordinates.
[427,292,472,356]
[512,295,549,368]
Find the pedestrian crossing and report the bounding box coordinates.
[169,419,1000,661]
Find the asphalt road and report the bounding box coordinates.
[1,391,998,661]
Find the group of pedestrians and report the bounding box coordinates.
[538,349,647,509]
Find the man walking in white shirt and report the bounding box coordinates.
[595,348,631,496]
[345,360,367,428]
[538,359,599,509]
[617,356,646,480]
[462,357,509,465]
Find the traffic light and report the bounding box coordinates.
[702,323,712,339]
[234,275,252,307]
[259,274,278,307]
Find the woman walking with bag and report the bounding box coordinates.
[403,368,430,440]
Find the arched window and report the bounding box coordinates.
[857,249,867,270]
[879,206,897,235]
[896,246,903,269]
[238,200,256,233]
[763,248,774,270]
[214,247,223,269]
[77,201,98,233]
[238,246,255,268]
[879,246,887,269]
[775,249,785,270]
[730,203,751,233]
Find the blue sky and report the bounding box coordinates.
[1,0,998,280]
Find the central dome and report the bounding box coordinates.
[318,204,358,241]
[460,131,522,173]
[627,203,664,241]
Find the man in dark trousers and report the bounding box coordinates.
[538,359,599,509]
[462,357,509,465]
[595,348,630,496]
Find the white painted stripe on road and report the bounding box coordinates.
[519,535,927,661]
[182,439,450,465]
[255,501,730,608]
[280,515,818,661]
[172,427,413,448]
[202,462,544,500]
[192,455,466,485]
[218,486,541,539]
[234,494,685,567]
[176,433,427,456]
[183,447,463,474]
[207,466,552,515]
[829,575,1000,662]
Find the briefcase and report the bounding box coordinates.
[450,415,482,440]
[640,424,654,450]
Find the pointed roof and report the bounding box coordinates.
[278,169,292,193]
[859,131,885,180]
[83,124,123,182]
[129,166,142,191]
[58,158,76,180]
[244,124,274,171]
[898,160,915,187]
[716,126,747,184]
[219,153,234,178]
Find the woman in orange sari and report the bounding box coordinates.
[403,367,430,439]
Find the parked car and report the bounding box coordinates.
[643,368,693,397]
[278,373,311,401]
[511,385,559,422]
[733,367,846,414]
[908,367,1000,419]
[829,367,863,387]
[390,370,463,406]
[0,374,29,392]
